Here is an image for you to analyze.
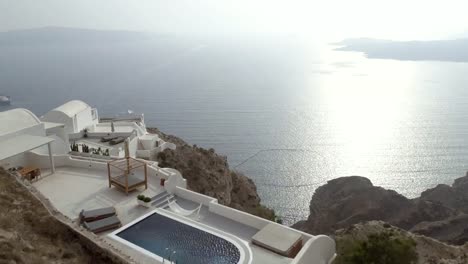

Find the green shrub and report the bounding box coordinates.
[143,197,151,203]
[336,231,418,264]
[137,195,144,200]
[275,217,283,224]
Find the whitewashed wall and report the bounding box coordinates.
[174,187,217,206]
[290,235,336,264]
[75,108,97,132]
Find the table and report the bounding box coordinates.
[19,167,41,181]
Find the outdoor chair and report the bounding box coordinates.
[79,207,116,223]
[83,215,121,233]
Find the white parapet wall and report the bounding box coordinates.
[208,202,270,230]
[174,186,218,206]
[290,235,336,264]
[163,169,187,193]
[26,152,111,171]
[159,142,176,151]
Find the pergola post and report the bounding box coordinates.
[108,157,147,194]
[47,142,55,174]
[107,162,111,188]
[144,163,148,190]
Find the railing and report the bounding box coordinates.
[99,115,144,128]
[162,248,177,264]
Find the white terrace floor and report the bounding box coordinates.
[33,166,164,224]
[33,166,292,264]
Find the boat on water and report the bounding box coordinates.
[0,95,10,106]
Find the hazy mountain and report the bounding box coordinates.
[0,27,162,46]
[335,38,468,62]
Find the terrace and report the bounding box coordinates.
[1,100,335,264]
[32,162,334,264]
[33,165,164,225]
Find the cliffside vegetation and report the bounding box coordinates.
[336,229,417,264]
[334,221,468,264]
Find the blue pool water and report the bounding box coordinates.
[116,213,241,264]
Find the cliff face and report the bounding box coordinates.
[294,173,468,245]
[147,128,275,220]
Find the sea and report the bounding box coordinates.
[1,35,468,225]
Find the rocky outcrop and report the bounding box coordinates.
[147,128,275,220]
[334,221,468,264]
[293,176,415,232]
[294,173,468,245]
[419,172,468,213]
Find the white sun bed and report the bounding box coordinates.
[252,223,303,257]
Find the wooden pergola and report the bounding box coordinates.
[107,157,147,194]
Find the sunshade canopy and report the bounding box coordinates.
[0,134,54,160]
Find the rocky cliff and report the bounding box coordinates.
[147,128,275,220]
[294,172,468,245]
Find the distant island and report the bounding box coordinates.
[0,27,166,46]
[335,38,468,62]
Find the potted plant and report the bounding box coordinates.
[70,142,79,154]
[91,147,101,158]
[137,195,152,208]
[81,144,91,157]
[70,142,80,155]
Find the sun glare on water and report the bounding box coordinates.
[310,51,419,179]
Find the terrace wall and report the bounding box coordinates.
[174,186,217,206]
[290,235,336,264]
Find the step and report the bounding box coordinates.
[161,197,176,208]
[151,193,171,205]
[150,191,168,201]
[152,195,175,208]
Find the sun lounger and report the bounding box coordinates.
[252,223,303,258]
[101,135,118,142]
[79,207,116,223]
[83,215,121,233]
[109,137,125,145]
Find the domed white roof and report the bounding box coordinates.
[51,100,90,117]
[0,108,41,136]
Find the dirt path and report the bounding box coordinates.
[0,169,121,264]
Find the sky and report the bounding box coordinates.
[1,0,467,41]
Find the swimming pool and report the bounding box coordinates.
[110,210,248,264]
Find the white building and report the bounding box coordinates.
[0,100,336,264]
[0,100,174,172]
[42,100,175,159]
[41,100,99,134]
[0,108,55,172]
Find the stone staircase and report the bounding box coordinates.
[151,191,175,209]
